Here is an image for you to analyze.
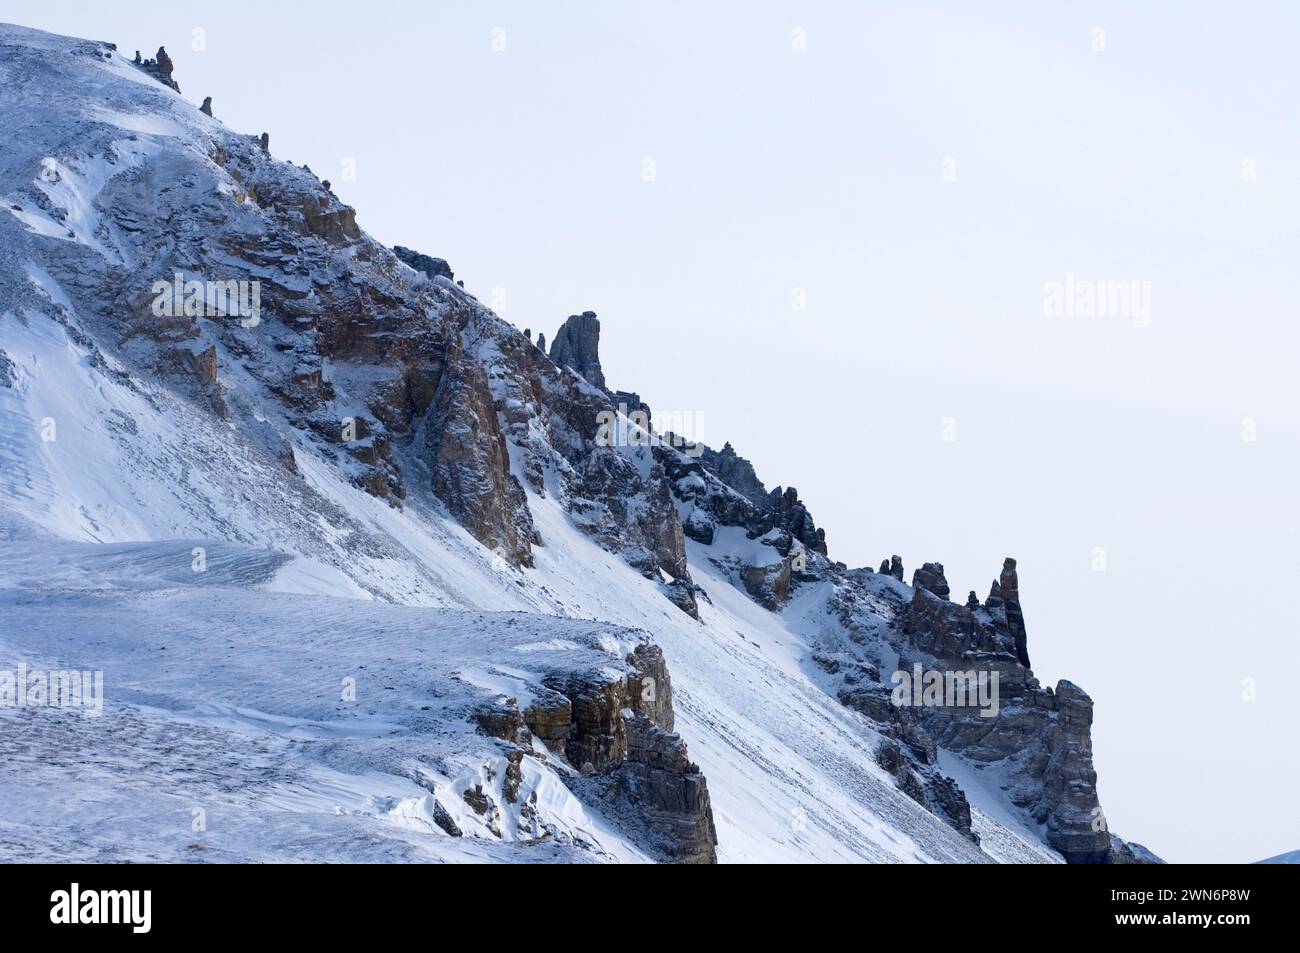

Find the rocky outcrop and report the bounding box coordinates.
[740,555,793,610]
[480,322,700,615]
[211,139,360,243]
[611,717,718,863]
[522,688,573,752]
[817,549,1157,862]
[549,311,605,390]
[698,442,768,507]
[424,326,536,567]
[1038,680,1110,863]
[766,486,827,556]
[912,562,950,599]
[471,697,528,744]
[826,639,977,843]
[666,441,829,571]
[541,645,717,862]
[199,96,212,117]
[996,557,1030,668]
[462,641,714,862]
[610,389,651,424]
[154,47,175,86]
[875,741,976,843]
[892,559,1141,862]
[393,245,454,283]
[131,46,180,92]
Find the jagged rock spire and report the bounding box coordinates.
[549,311,605,390]
[155,47,173,81]
[1000,557,1019,597]
[768,486,827,556]
[993,557,1030,667]
[200,96,213,117]
[129,44,180,92]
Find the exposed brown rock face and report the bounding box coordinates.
[1038,680,1111,863]
[613,717,717,863]
[473,324,700,614]
[424,330,536,566]
[741,557,792,610]
[191,344,218,386]
[27,42,702,603]
[893,560,1119,862]
[999,557,1018,596]
[461,641,712,861]
[912,561,950,599]
[471,697,528,744]
[998,556,1030,667]
[817,551,1154,862]
[549,311,605,390]
[116,110,523,548]
[545,645,673,771]
[539,644,717,862]
[154,47,174,84]
[105,113,522,553]
[875,741,976,842]
[130,46,180,92]
[524,689,573,753]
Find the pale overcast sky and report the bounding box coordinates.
[8,1,1298,862]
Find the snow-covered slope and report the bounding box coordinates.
[0,22,1137,863]
[1256,850,1300,865]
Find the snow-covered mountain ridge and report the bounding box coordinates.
[0,23,1155,863]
